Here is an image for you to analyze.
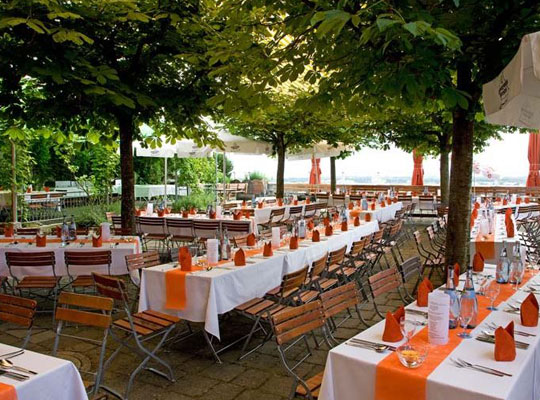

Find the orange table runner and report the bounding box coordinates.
[375,269,536,400]
[474,233,496,260]
[0,383,17,400]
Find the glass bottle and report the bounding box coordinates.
[61,217,69,243]
[222,228,231,260]
[445,267,460,329]
[298,216,306,238]
[460,266,478,328]
[496,241,510,283]
[69,215,77,241]
[509,243,524,285]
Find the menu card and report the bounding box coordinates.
[216,205,222,219]
[428,291,449,345]
[272,227,281,248]
[146,202,153,216]
[207,239,219,265]
[100,222,111,241]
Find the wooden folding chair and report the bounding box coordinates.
[0,294,37,348]
[15,227,39,235]
[65,251,112,291]
[367,267,407,319]
[303,203,319,220]
[193,220,220,242]
[302,253,338,300]
[398,256,423,300]
[259,208,286,230]
[221,220,252,238]
[52,292,113,398]
[165,218,194,247]
[136,216,170,253]
[270,301,327,400]
[92,273,180,400]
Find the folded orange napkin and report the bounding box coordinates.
[157,209,165,217]
[348,202,354,210]
[135,209,143,216]
[36,233,47,247]
[294,199,298,205]
[263,242,273,257]
[0,382,17,400]
[244,210,251,218]
[506,217,515,238]
[26,187,31,193]
[341,221,348,231]
[257,202,264,209]
[92,234,102,248]
[520,293,539,327]
[323,217,330,227]
[525,197,530,204]
[354,216,360,226]
[233,211,242,220]
[503,199,508,206]
[242,200,247,207]
[289,236,298,250]
[382,306,405,342]
[234,248,246,266]
[277,198,283,206]
[4,224,14,238]
[365,213,372,222]
[325,225,333,236]
[516,197,522,205]
[246,233,256,246]
[332,212,339,222]
[179,247,192,271]
[307,220,314,230]
[209,211,216,219]
[495,322,516,361]
[55,225,62,238]
[416,278,433,307]
[380,202,386,208]
[453,263,460,287]
[182,210,189,218]
[305,198,310,204]
[472,252,485,272]
[189,207,197,215]
[312,229,320,242]
[370,203,376,211]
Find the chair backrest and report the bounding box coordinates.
[222,221,251,237]
[316,193,329,201]
[368,267,402,298]
[271,301,325,346]
[137,216,166,235]
[125,250,160,272]
[0,294,37,328]
[304,203,318,217]
[349,238,367,258]
[315,202,327,211]
[371,229,384,243]
[288,206,303,217]
[279,266,309,298]
[65,250,112,276]
[6,251,56,279]
[310,252,329,278]
[397,195,412,202]
[320,282,359,319]
[92,273,130,304]
[269,208,286,223]
[193,220,221,239]
[400,256,422,282]
[232,233,249,248]
[16,227,39,235]
[55,292,113,329]
[111,215,122,229]
[166,218,194,238]
[328,245,347,267]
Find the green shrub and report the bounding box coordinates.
[244,171,267,181]
[171,191,215,212]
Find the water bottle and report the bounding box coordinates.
[69,215,77,241]
[460,266,478,328]
[222,228,231,260]
[298,217,306,239]
[251,195,256,208]
[509,243,524,285]
[496,241,510,283]
[61,217,69,243]
[445,267,460,329]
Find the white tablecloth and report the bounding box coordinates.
[355,202,403,224]
[232,202,323,225]
[319,264,540,400]
[0,343,88,400]
[138,221,380,340]
[0,236,141,278]
[470,214,520,264]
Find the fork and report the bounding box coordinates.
[450,358,504,377]
[485,322,536,337]
[456,358,512,377]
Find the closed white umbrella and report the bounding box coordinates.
[483,31,540,129]
[286,141,351,160]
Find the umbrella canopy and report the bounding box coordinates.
[133,139,177,158]
[215,131,271,155]
[527,132,540,186]
[133,137,213,158]
[309,157,321,185]
[287,142,351,161]
[483,31,540,129]
[411,149,424,186]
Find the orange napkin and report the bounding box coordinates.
[36,233,47,247]
[244,210,251,218]
[506,218,515,238]
[323,217,330,227]
[472,252,485,272]
[520,293,539,327]
[234,248,246,266]
[496,197,501,202]
[179,247,192,271]
[233,211,242,220]
[393,198,398,203]
[55,225,62,238]
[341,221,348,231]
[135,209,143,216]
[246,233,256,246]
[503,199,508,206]
[92,234,102,248]
[380,202,386,208]
[516,197,522,205]
[471,208,478,220]
[312,229,320,242]
[242,200,247,207]
[382,306,405,342]
[293,199,298,205]
[26,187,31,193]
[257,202,264,209]
[525,197,530,204]
[0,383,17,400]
[157,209,165,217]
[354,216,360,226]
[4,224,14,238]
[325,225,333,236]
[289,236,298,250]
[182,210,189,218]
[494,322,516,362]
[332,212,339,222]
[505,208,512,218]
[348,202,354,210]
[189,207,196,215]
[370,203,376,211]
[277,198,283,206]
[263,242,273,257]
[307,220,314,230]
[209,211,216,219]
[453,263,460,287]
[416,278,433,307]
[305,198,310,204]
[365,213,372,222]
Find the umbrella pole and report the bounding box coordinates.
[214,153,218,208]
[164,157,168,202]
[223,152,227,205]
[11,140,17,224]
[174,157,178,200]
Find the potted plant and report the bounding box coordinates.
[245,171,267,196]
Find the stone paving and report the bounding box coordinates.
[1,220,441,400]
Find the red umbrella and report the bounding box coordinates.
[526,132,540,187]
[411,149,424,185]
[309,157,321,185]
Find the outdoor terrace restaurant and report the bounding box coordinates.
[1,2,540,400]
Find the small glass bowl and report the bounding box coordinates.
[396,343,428,369]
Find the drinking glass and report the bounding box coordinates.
[485,282,500,310]
[399,318,417,343]
[458,298,474,338]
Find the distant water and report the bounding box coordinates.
[282,176,528,186]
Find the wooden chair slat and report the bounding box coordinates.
[55,308,112,329]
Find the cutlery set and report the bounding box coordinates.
[345,338,396,353]
[450,358,511,377]
[0,351,37,382]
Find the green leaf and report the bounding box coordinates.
[376,18,399,32]
[351,14,361,27]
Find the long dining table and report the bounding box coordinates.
[319,263,540,400]
[138,219,381,341]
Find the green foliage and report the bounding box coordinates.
[171,191,215,212]
[72,201,121,228]
[245,171,267,181]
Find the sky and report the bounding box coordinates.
[226,132,530,183]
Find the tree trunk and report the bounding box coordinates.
[276,141,285,198]
[445,62,475,268]
[118,112,136,233]
[440,148,450,205]
[330,156,336,193]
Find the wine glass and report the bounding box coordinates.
[485,282,500,310]
[399,318,417,343]
[458,297,475,338]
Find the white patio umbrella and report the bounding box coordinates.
[286,141,351,160]
[483,31,540,129]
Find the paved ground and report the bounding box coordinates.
[1,219,440,400]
